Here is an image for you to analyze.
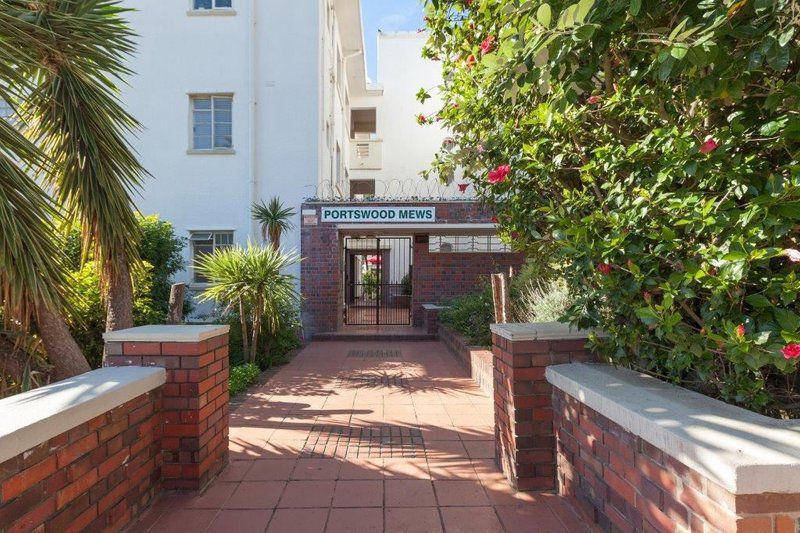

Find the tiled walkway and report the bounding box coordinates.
[134,341,587,532]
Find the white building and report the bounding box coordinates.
[120,1,458,305]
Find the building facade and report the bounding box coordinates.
[120,0,509,332]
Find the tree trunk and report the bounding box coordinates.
[239,297,249,361]
[250,296,262,364]
[491,273,510,324]
[269,228,281,251]
[167,283,186,324]
[35,303,91,381]
[105,255,134,332]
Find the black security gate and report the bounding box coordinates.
[344,237,412,325]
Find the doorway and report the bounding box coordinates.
[344,237,412,325]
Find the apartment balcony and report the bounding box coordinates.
[350,139,382,170]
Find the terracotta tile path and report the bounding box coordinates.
[134,341,588,532]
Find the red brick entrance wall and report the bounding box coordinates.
[0,389,162,532]
[300,201,522,335]
[491,325,595,492]
[105,330,230,491]
[412,240,524,326]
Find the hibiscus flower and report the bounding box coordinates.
[480,36,495,55]
[487,165,510,184]
[699,138,719,154]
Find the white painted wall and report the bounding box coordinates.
[119,1,359,317]
[116,4,454,318]
[350,32,467,198]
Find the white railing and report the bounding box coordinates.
[350,139,382,170]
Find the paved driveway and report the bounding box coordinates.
[135,341,586,532]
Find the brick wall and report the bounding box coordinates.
[492,326,595,491]
[412,242,524,326]
[440,324,494,397]
[300,201,523,336]
[553,388,800,532]
[0,389,162,532]
[105,331,230,490]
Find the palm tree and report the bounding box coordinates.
[0,1,145,378]
[251,197,296,251]
[195,243,300,364]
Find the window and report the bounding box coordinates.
[191,95,232,151]
[193,0,232,9]
[429,235,512,253]
[191,231,234,282]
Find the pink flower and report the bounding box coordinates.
[597,263,613,275]
[487,165,511,184]
[587,95,602,105]
[783,249,800,263]
[458,183,469,193]
[511,231,520,239]
[480,35,495,55]
[491,216,499,223]
[417,114,426,125]
[699,138,719,154]
[477,144,485,153]
[783,344,800,360]
[736,324,746,337]
[643,291,652,302]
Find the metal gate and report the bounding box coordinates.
[344,237,412,325]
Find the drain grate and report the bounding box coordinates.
[347,349,402,360]
[301,425,424,458]
[337,373,409,389]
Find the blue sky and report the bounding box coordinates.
[361,0,425,81]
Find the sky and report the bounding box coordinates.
[361,0,425,82]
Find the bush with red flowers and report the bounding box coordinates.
[421,0,800,416]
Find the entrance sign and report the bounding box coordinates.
[321,206,436,223]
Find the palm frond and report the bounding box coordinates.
[251,197,296,242]
[0,118,72,326]
[1,0,146,271]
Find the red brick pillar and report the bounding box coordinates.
[492,323,595,491]
[104,325,230,490]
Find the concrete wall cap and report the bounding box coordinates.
[546,363,800,495]
[421,304,450,310]
[103,324,230,343]
[490,322,596,341]
[0,367,166,464]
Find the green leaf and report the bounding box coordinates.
[745,294,771,308]
[779,28,796,47]
[635,307,659,326]
[536,3,552,27]
[629,0,641,16]
[670,45,688,60]
[576,0,594,23]
[774,308,800,332]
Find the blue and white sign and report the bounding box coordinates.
[320,206,436,223]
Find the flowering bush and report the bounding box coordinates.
[422,0,800,415]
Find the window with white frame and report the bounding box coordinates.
[193,0,232,10]
[191,95,233,151]
[190,231,234,282]
[429,235,512,253]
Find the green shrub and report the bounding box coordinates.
[67,261,162,368]
[229,363,260,396]
[423,0,800,416]
[215,300,302,370]
[512,279,571,324]
[65,215,187,318]
[362,269,378,299]
[440,286,495,346]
